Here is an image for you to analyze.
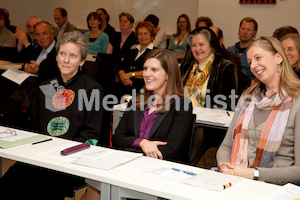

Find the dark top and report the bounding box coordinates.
[111,31,137,65]
[40,72,104,143]
[118,47,155,94]
[103,23,116,43]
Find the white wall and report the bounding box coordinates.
[198,0,300,47]
[2,0,300,47]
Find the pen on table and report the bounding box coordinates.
[171,168,197,176]
[32,138,52,145]
[226,111,230,116]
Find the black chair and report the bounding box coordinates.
[84,53,117,147]
[179,114,197,165]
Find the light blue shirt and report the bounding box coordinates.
[84,31,109,55]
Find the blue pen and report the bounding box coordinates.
[172,168,197,176]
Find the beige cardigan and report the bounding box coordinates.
[217,95,300,185]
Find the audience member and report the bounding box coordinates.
[273,25,299,40]
[280,33,300,78]
[111,12,137,65]
[144,14,167,49]
[195,16,213,29]
[210,25,251,95]
[209,26,224,47]
[81,48,194,200]
[118,21,156,97]
[96,8,116,42]
[53,7,78,40]
[180,27,238,165]
[227,17,257,80]
[0,30,104,200]
[23,21,59,84]
[2,8,16,33]
[217,36,300,185]
[168,14,191,62]
[15,16,41,62]
[84,12,109,55]
[0,8,16,47]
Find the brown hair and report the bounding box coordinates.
[245,36,300,99]
[174,14,191,37]
[240,17,258,32]
[119,12,134,25]
[136,49,184,113]
[87,12,101,30]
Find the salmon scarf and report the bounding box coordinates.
[231,89,293,168]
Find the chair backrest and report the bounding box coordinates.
[0,46,16,61]
[188,114,197,164]
[180,114,197,165]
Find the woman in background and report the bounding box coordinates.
[0,8,16,47]
[280,33,300,78]
[181,27,238,165]
[96,8,116,42]
[217,36,300,185]
[84,12,109,55]
[168,14,191,62]
[111,12,137,65]
[118,21,156,97]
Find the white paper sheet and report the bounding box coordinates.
[259,183,300,200]
[131,163,196,183]
[2,69,37,85]
[38,145,143,170]
[192,107,234,127]
[0,60,22,70]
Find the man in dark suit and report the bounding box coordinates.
[15,16,41,62]
[23,21,59,84]
[53,7,78,40]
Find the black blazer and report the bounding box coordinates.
[118,47,155,94]
[112,31,137,65]
[112,98,193,163]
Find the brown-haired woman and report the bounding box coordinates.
[168,13,191,62]
[81,48,193,200]
[84,12,109,55]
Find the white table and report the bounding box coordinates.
[0,126,280,200]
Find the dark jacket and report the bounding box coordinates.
[111,31,137,65]
[118,47,155,94]
[103,23,116,43]
[112,98,193,163]
[181,55,238,111]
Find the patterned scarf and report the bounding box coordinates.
[230,89,293,168]
[184,54,214,107]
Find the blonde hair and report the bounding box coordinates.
[280,33,300,72]
[245,36,300,99]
